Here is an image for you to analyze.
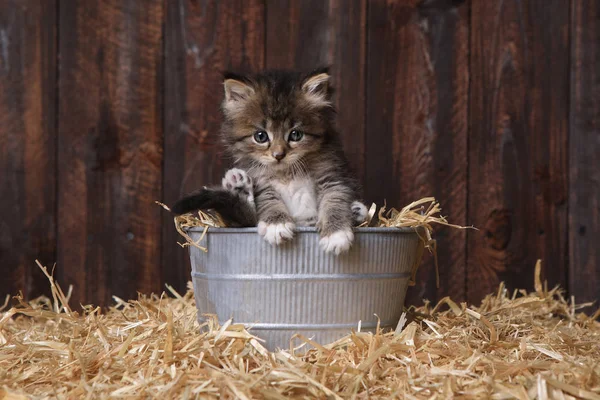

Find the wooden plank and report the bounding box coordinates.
[467,0,570,304]
[0,1,56,301]
[365,0,469,305]
[569,0,600,305]
[57,0,164,306]
[162,0,265,292]
[266,0,367,187]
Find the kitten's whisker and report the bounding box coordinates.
[296,158,308,179]
[293,160,304,180]
[290,161,298,179]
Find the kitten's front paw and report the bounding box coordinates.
[319,228,354,255]
[258,221,296,245]
[222,168,254,204]
[351,201,368,224]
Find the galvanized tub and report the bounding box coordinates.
[187,226,422,350]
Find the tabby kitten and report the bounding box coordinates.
[173,67,366,254]
[171,168,258,228]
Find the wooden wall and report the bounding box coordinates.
[0,0,598,308]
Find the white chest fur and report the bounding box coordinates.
[272,178,318,226]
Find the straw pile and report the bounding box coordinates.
[165,197,473,287]
[1,262,598,399]
[165,197,470,238]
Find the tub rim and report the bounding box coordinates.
[185,226,417,234]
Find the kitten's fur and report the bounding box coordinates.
[171,169,257,227]
[172,67,366,254]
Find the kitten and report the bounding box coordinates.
[171,168,257,227]
[173,67,367,254]
[172,168,367,229]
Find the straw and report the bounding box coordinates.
[375,197,475,288]
[1,260,598,398]
[156,201,225,252]
[165,197,473,289]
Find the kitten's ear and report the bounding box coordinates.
[223,73,255,113]
[301,68,331,107]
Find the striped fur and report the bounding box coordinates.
[220,68,364,254]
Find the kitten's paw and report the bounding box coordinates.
[351,201,368,224]
[319,228,354,255]
[222,168,254,204]
[258,221,296,245]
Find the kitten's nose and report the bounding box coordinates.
[272,150,286,161]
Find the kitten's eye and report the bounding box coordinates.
[253,130,269,144]
[289,130,304,142]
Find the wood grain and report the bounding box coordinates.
[0,1,56,300]
[162,0,265,292]
[0,0,596,309]
[467,0,570,304]
[569,0,600,305]
[366,0,469,305]
[266,0,367,187]
[57,0,164,305]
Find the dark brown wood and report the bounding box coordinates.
[57,0,164,306]
[467,0,570,304]
[366,0,469,305]
[162,0,265,293]
[266,0,367,187]
[1,0,598,309]
[0,1,57,301]
[569,0,600,305]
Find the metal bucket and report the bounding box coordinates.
[187,226,422,350]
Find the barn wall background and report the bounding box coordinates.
[1,0,598,307]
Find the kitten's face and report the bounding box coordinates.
[221,69,333,172]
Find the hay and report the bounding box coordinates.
[167,197,468,235]
[374,197,475,288]
[156,201,225,252]
[166,197,473,287]
[1,261,598,399]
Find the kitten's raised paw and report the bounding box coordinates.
[351,201,368,224]
[258,221,296,245]
[319,228,354,255]
[222,168,254,204]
